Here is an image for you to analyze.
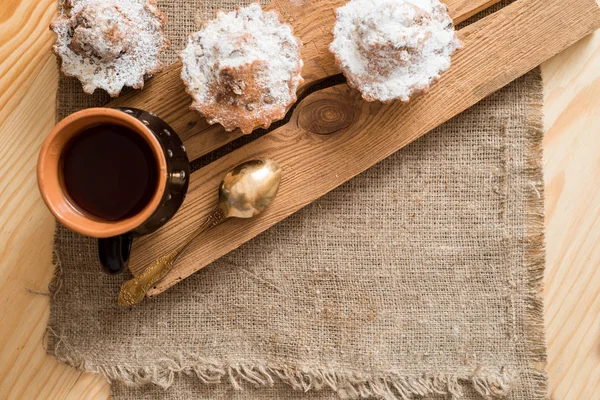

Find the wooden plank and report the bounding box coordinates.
[126,0,600,294]
[63,373,111,400]
[0,2,118,397]
[0,1,91,397]
[541,31,600,399]
[108,0,502,161]
[447,0,501,23]
[0,45,83,400]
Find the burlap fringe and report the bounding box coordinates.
[48,248,64,299]
[45,328,513,400]
[520,67,548,398]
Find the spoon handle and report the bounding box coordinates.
[117,208,225,306]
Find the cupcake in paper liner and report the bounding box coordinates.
[180,3,304,134]
[51,0,169,97]
[330,0,462,103]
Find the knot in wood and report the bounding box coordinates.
[297,98,354,135]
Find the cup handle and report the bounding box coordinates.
[98,233,133,274]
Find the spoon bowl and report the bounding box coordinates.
[219,159,282,218]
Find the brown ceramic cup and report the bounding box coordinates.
[38,107,189,274]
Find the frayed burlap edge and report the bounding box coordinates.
[518,67,548,399]
[45,326,515,400]
[45,69,548,399]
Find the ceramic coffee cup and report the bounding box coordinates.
[38,107,190,274]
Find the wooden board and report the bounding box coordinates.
[120,0,600,296]
[3,0,600,398]
[108,0,502,162]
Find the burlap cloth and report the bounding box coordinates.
[47,1,547,399]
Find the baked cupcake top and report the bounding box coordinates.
[180,3,303,134]
[51,0,168,97]
[330,0,461,102]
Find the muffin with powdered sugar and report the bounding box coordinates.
[180,3,303,134]
[330,0,462,103]
[51,0,169,97]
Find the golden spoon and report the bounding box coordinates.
[118,159,282,306]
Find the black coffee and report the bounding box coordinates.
[61,124,159,221]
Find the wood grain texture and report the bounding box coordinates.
[126,0,600,296]
[1,1,600,399]
[107,0,502,163]
[0,0,89,397]
[541,30,600,400]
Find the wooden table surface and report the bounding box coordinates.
[1,1,599,399]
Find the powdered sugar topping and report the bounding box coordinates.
[51,0,168,97]
[180,3,303,134]
[330,0,462,102]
